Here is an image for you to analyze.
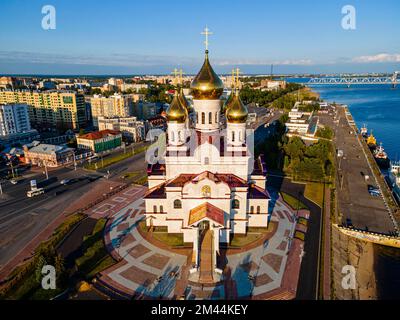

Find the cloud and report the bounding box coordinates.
[214,58,313,66]
[0,51,198,67]
[352,53,400,63]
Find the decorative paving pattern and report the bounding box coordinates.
[99,193,306,300]
[142,253,170,270]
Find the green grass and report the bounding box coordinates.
[138,220,183,246]
[281,192,308,210]
[75,219,115,279]
[304,182,324,207]
[230,233,263,247]
[84,145,148,170]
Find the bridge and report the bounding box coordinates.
[306,71,399,87]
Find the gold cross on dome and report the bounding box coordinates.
[235,67,242,88]
[171,68,179,78]
[179,69,185,84]
[201,26,213,51]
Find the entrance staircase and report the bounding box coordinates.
[199,229,214,283]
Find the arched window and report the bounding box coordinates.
[196,112,198,123]
[153,205,157,213]
[160,205,163,213]
[232,131,235,142]
[257,206,261,214]
[215,112,218,123]
[174,199,182,209]
[232,199,240,209]
[201,112,205,124]
[204,157,209,165]
[178,130,182,142]
[201,185,211,197]
[171,131,175,142]
[209,112,212,124]
[250,206,254,214]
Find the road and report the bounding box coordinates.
[333,105,396,234]
[0,166,102,269]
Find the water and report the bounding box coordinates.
[309,84,400,160]
[308,83,400,299]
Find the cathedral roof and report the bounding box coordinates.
[165,171,248,188]
[188,202,224,226]
[190,50,224,100]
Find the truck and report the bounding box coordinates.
[27,188,45,198]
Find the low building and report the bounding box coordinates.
[23,143,74,167]
[77,129,122,154]
[98,116,145,142]
[260,79,287,90]
[0,129,40,146]
[286,102,319,138]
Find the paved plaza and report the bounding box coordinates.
[97,192,308,300]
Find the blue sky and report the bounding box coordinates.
[0,0,399,75]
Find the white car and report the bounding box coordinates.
[60,179,70,185]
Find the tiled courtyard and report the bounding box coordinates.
[97,193,308,300]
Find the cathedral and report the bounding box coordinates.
[144,40,270,279]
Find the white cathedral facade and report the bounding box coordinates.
[144,47,270,277]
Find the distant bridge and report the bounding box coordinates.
[306,71,399,87]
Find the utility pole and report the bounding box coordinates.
[73,151,77,171]
[0,181,3,195]
[44,161,49,180]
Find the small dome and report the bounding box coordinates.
[225,90,248,123]
[166,91,188,123]
[191,50,224,100]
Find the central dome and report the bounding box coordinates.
[191,50,224,100]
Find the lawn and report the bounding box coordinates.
[281,192,308,210]
[138,220,183,246]
[75,219,116,279]
[85,145,148,170]
[304,182,325,207]
[230,222,277,247]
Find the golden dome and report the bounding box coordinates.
[225,90,248,123]
[190,50,224,100]
[166,91,188,123]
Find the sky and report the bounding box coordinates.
[0,0,399,75]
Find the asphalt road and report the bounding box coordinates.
[0,166,102,269]
[333,106,395,234]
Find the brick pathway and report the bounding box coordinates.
[98,194,309,300]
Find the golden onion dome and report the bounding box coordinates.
[190,50,224,100]
[225,90,248,123]
[166,90,188,123]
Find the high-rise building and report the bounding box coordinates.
[0,103,31,136]
[0,90,86,130]
[90,94,132,127]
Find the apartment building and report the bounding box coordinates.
[0,90,86,130]
[97,116,145,142]
[90,94,133,127]
[0,103,31,136]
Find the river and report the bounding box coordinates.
[308,83,400,299]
